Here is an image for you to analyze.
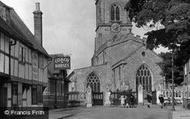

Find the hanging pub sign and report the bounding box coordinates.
[54,56,70,69]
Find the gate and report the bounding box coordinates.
[110,92,121,105]
[92,92,103,105]
[110,91,137,105]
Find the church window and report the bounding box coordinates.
[110,4,120,21]
[119,66,121,80]
[136,64,152,93]
[87,72,100,92]
[111,6,115,21]
[116,6,120,21]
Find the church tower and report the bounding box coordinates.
[94,0,132,52]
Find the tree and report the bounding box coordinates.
[158,52,184,85]
[125,0,190,84]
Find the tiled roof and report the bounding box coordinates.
[0,17,32,46]
[0,1,49,57]
[9,9,49,57]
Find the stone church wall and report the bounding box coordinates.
[123,47,162,92]
[70,64,113,93]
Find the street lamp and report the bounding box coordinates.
[171,49,175,111]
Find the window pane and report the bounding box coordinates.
[12,83,18,106]
[4,36,9,53]
[0,53,4,72]
[32,86,37,105]
[1,33,4,51]
[37,85,43,103]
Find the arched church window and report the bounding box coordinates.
[110,4,120,21]
[136,64,152,93]
[116,6,120,21]
[111,5,115,21]
[87,72,100,92]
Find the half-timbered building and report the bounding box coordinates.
[0,2,49,107]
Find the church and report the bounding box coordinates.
[68,0,163,105]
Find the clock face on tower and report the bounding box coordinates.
[111,23,121,33]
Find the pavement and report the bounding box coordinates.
[49,105,190,119]
[149,105,190,119]
[170,106,190,119]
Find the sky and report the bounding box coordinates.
[1,0,167,71]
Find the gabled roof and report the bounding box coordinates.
[112,45,144,68]
[94,32,145,56]
[0,1,49,57]
[112,45,162,68]
[0,1,12,9]
[0,17,32,46]
[9,9,49,57]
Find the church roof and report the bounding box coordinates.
[112,45,144,68]
[112,45,162,68]
[94,32,145,56]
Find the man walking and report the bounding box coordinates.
[159,94,164,109]
[147,93,152,108]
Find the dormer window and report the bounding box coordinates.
[111,4,120,21]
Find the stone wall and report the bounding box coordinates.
[69,64,113,93]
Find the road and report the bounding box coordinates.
[49,106,171,119]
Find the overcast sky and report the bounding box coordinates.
[1,0,166,71]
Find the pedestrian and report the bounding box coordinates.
[147,93,152,108]
[159,94,164,109]
[130,94,135,108]
[125,95,129,108]
[108,90,112,105]
[120,95,125,107]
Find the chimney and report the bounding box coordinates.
[33,2,43,46]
